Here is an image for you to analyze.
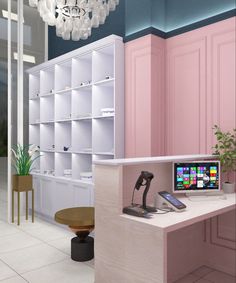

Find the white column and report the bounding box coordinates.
[7,0,12,223]
[17,0,24,145]
[45,23,48,61]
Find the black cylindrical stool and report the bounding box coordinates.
[71,236,94,261]
[54,207,95,262]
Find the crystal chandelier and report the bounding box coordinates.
[29,0,119,41]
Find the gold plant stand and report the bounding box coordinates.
[12,175,34,225]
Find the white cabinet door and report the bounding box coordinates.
[41,178,55,217]
[32,176,41,213]
[73,183,92,207]
[53,180,75,213]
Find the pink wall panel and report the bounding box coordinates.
[166,17,236,156]
[125,35,165,158]
[208,29,236,153]
[166,39,207,155]
[125,36,152,158]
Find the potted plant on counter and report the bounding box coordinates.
[12,144,40,192]
[212,125,236,194]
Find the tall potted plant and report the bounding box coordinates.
[12,144,40,192]
[212,125,236,193]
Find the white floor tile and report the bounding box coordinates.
[175,274,199,283]
[0,231,41,254]
[0,222,21,237]
[191,266,214,278]
[0,190,8,202]
[48,237,71,255]
[84,258,94,268]
[0,275,28,283]
[204,270,236,283]
[0,243,69,274]
[16,217,52,232]
[24,224,72,243]
[0,260,18,281]
[22,259,94,283]
[0,201,8,221]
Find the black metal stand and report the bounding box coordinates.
[71,236,94,262]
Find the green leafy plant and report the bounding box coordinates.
[212,125,236,183]
[12,144,40,176]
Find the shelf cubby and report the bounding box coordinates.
[72,120,92,152]
[55,153,72,177]
[72,54,92,88]
[40,95,54,122]
[92,119,114,154]
[92,84,114,117]
[29,73,40,99]
[72,154,92,180]
[29,124,40,147]
[40,68,54,95]
[93,154,114,161]
[40,152,55,175]
[40,124,55,151]
[92,45,114,83]
[72,89,92,119]
[55,122,71,152]
[55,91,71,121]
[55,61,72,92]
[29,99,40,124]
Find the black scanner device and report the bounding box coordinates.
[123,205,149,218]
[123,171,157,218]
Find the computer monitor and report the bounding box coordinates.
[173,161,220,194]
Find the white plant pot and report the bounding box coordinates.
[222,182,235,194]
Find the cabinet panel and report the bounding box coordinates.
[166,38,207,155]
[32,176,41,213]
[53,181,75,213]
[41,178,54,217]
[73,184,91,207]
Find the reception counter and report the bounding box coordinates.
[94,155,236,283]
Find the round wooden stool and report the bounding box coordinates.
[55,207,94,262]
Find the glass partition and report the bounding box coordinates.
[0,0,45,222]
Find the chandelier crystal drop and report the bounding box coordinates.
[29,0,119,41]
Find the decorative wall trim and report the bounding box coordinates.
[124,9,236,43]
[125,27,166,42]
[210,217,236,250]
[165,9,236,38]
[215,216,235,242]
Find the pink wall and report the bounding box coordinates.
[125,35,165,158]
[125,17,236,279]
[125,17,236,158]
[166,17,236,157]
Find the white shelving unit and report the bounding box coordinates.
[27,35,124,219]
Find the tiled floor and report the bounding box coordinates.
[175,266,236,283]
[0,164,94,283]
[0,216,95,283]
